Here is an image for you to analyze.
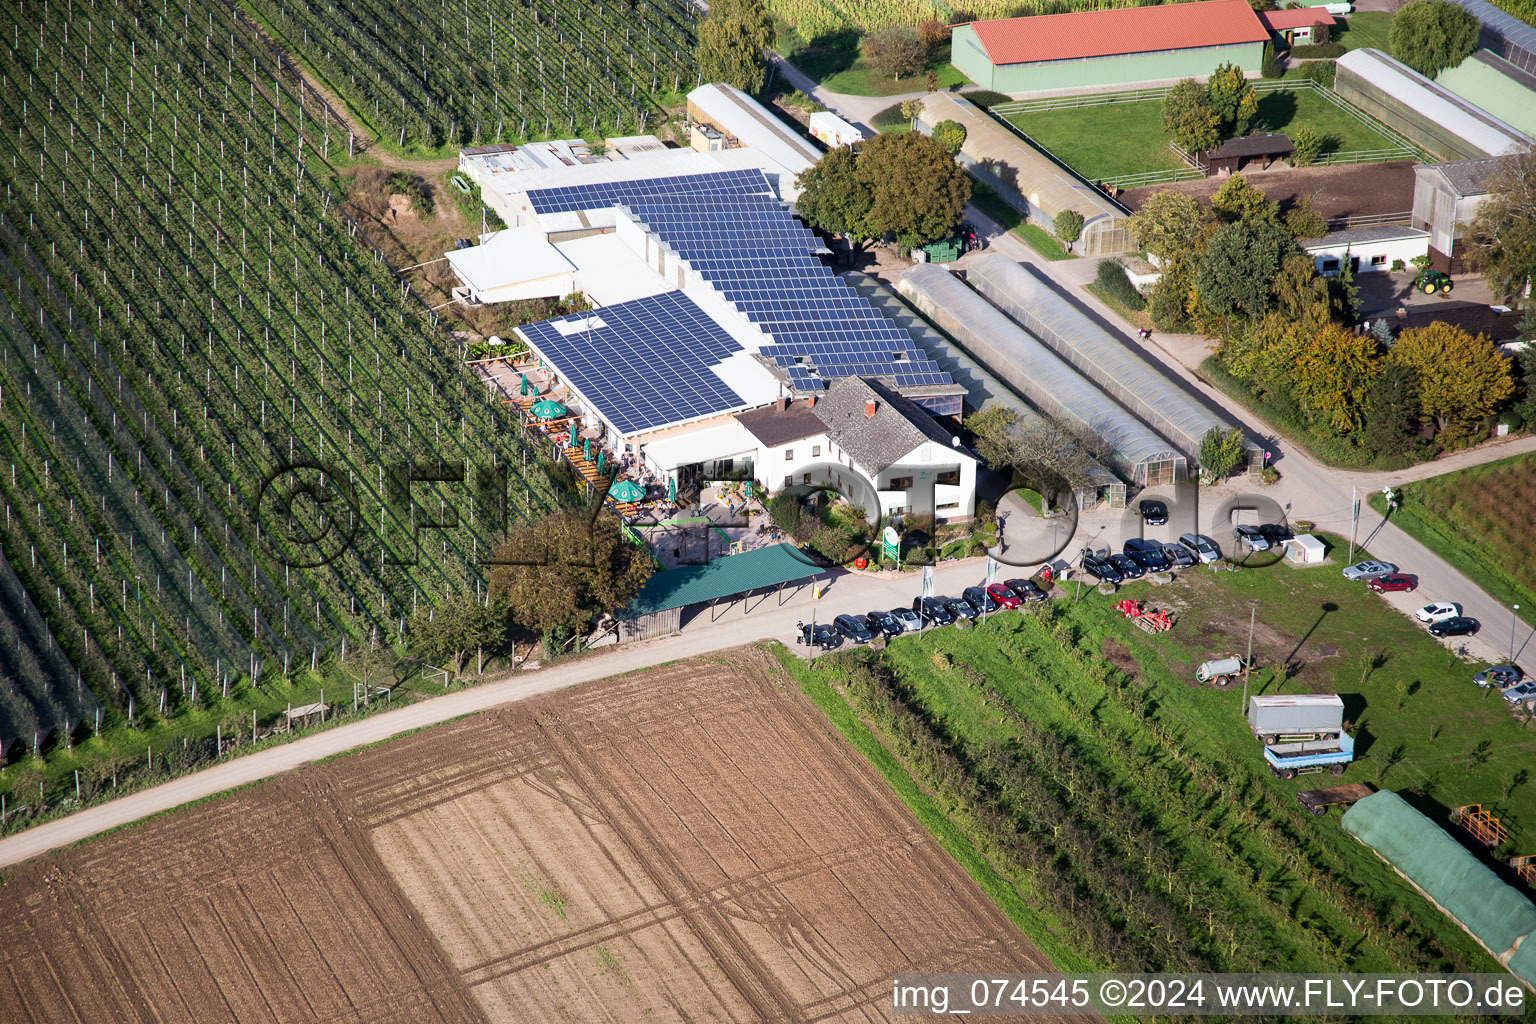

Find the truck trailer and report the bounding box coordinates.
[1247,694,1344,745]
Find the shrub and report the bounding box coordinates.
[1095,259,1146,310]
[768,492,802,534]
[1053,209,1085,245]
[932,119,967,155]
[964,90,1011,109]
[870,102,908,129]
[1261,42,1284,79]
[1289,43,1345,58]
[1297,59,1336,87]
[1290,123,1324,167]
[808,525,854,564]
[385,171,434,214]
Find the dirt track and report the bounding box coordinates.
[1119,160,1417,219]
[1,648,1067,1023]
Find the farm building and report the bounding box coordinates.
[686,83,821,186]
[915,92,1132,257]
[1198,133,1295,175]
[898,263,1186,487]
[1256,6,1338,46]
[1334,49,1534,161]
[1302,225,1431,277]
[950,0,1269,93]
[1342,791,1536,993]
[808,111,865,148]
[1412,156,1506,272]
[1363,301,1524,343]
[965,254,1259,471]
[1448,0,1536,75]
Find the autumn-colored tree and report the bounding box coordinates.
[1210,175,1277,222]
[1387,322,1515,434]
[1269,253,1334,328]
[1464,150,1536,301]
[1128,189,1209,263]
[863,25,928,80]
[1162,79,1221,152]
[1292,324,1382,433]
[916,18,950,53]
[489,509,654,635]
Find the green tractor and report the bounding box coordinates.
[1415,268,1453,295]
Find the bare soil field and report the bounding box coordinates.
[0,648,1061,1023]
[1120,160,1417,221]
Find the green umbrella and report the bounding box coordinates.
[610,479,646,503]
[567,430,579,450]
[667,477,677,504]
[583,437,592,461]
[597,451,606,474]
[743,480,752,499]
[530,398,566,420]
[519,373,529,396]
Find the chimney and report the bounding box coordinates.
[775,395,787,412]
[865,399,878,418]
[807,395,817,408]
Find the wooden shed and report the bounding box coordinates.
[1199,133,1294,175]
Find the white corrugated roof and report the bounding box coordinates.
[1249,694,1345,708]
[688,83,821,174]
[445,228,574,294]
[1337,49,1533,157]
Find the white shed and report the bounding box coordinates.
[1303,225,1430,277]
[809,111,865,148]
[1283,534,1327,564]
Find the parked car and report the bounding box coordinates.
[889,607,923,632]
[1415,602,1460,624]
[944,595,980,620]
[1502,680,1536,705]
[913,596,953,627]
[797,622,841,649]
[1474,664,1523,689]
[1109,552,1146,579]
[1124,538,1170,572]
[833,613,874,644]
[1233,524,1270,551]
[1178,532,1220,564]
[1368,574,1417,593]
[963,586,1002,614]
[985,583,1021,609]
[1003,578,1049,603]
[1342,560,1396,581]
[865,610,903,638]
[1080,555,1122,584]
[1138,499,1168,526]
[1162,543,1196,568]
[1258,522,1293,546]
[1429,616,1479,638]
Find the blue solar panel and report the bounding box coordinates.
[519,293,750,435]
[525,169,770,214]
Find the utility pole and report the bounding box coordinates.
[1347,486,1359,565]
[1512,605,1521,664]
[1242,605,1257,718]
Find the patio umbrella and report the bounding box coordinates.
[667,477,677,504]
[530,398,566,420]
[610,479,646,503]
[567,430,579,450]
[743,480,752,499]
[596,451,606,474]
[583,437,592,461]
[519,373,529,396]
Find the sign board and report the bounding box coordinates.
[921,565,934,598]
[986,556,998,584]
[882,526,899,562]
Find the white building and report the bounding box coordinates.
[1303,225,1431,277]
[1412,156,1505,273]
[686,83,821,193]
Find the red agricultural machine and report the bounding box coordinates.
[1115,599,1175,633]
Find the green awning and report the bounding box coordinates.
[610,479,646,502]
[619,543,823,619]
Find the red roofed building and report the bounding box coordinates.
[1257,7,1339,45]
[951,0,1271,92]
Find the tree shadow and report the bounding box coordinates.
[788,29,861,82]
[1254,90,1298,133]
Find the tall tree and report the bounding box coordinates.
[407,599,508,679]
[1389,0,1479,77]
[1464,151,1536,301]
[1362,363,1423,457]
[489,509,654,635]
[1127,189,1209,263]
[1198,427,1247,481]
[1161,79,1220,151]
[1388,322,1515,435]
[1292,324,1382,433]
[856,131,970,248]
[1205,62,1259,137]
[1211,175,1277,222]
[795,147,873,241]
[1053,209,1085,245]
[1270,253,1334,328]
[1195,216,1296,320]
[696,0,774,94]
[863,25,928,80]
[1329,254,1360,323]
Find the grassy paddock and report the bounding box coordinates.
[776,556,1530,980]
[1333,11,1395,52]
[784,31,970,96]
[1369,454,1536,631]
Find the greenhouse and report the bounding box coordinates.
[898,264,1186,486]
[966,255,1260,472]
[1448,0,1536,75]
[915,92,1133,258]
[847,272,1125,509]
[1334,49,1534,161]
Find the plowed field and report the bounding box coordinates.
[1,648,1063,1023]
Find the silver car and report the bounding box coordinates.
[1177,532,1219,564]
[1502,681,1536,705]
[1342,560,1397,581]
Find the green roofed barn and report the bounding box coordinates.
[951,0,1270,93]
[1342,791,1536,992]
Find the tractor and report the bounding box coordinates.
[1415,268,1453,295]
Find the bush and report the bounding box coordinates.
[1053,209,1085,245]
[964,90,1011,109]
[1289,43,1345,58]
[1297,59,1336,88]
[1261,42,1284,79]
[768,492,802,534]
[807,525,855,564]
[871,102,908,129]
[932,119,966,155]
[1095,259,1146,311]
[385,171,434,214]
[1290,123,1323,167]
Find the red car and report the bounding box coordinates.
[986,583,1022,609]
[1369,574,1417,593]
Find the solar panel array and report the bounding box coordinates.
[519,292,749,435]
[523,169,957,395]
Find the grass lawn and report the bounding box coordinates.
[787,32,970,96]
[778,541,1531,976]
[1085,282,1152,332]
[1005,101,1184,179]
[1369,453,1536,632]
[1334,10,1394,52]
[1006,87,1397,179]
[969,185,1077,259]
